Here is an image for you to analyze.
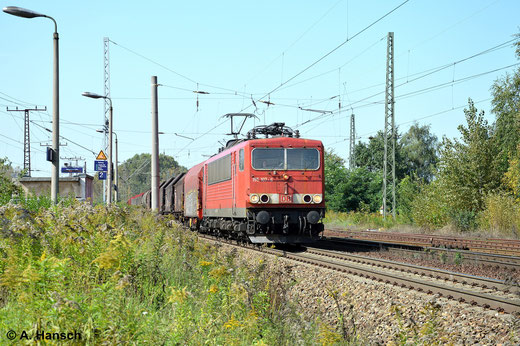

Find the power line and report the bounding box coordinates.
[322,97,493,147]
[245,0,344,85]
[242,0,411,111]
[293,61,520,131]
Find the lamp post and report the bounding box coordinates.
[97,128,118,202]
[4,6,60,203]
[83,92,113,205]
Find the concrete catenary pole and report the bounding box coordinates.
[151,76,160,211]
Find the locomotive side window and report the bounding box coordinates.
[252,148,284,170]
[286,148,319,170]
[208,154,232,184]
[239,149,244,171]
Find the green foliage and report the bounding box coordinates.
[448,210,477,232]
[354,124,439,183]
[354,130,407,179]
[491,34,520,173]
[437,99,501,212]
[0,158,22,206]
[503,150,520,201]
[410,179,450,229]
[118,153,187,202]
[324,150,348,211]
[0,203,318,344]
[354,131,387,173]
[396,175,421,222]
[324,210,406,230]
[479,191,520,237]
[400,123,439,183]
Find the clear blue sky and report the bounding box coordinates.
[1,0,519,177]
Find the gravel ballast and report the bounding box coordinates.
[210,240,520,344]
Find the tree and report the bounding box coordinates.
[400,123,439,182]
[324,150,348,211]
[0,158,22,205]
[339,168,383,212]
[491,33,520,174]
[324,151,383,212]
[437,99,501,212]
[118,153,186,202]
[353,130,409,180]
[354,125,438,183]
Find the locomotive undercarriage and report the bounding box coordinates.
[197,208,324,244]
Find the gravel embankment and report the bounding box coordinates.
[212,240,520,344]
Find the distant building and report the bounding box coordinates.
[19,174,94,202]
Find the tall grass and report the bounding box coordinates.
[324,210,407,230]
[0,202,321,344]
[479,192,520,238]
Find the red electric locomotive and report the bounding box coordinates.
[130,122,325,243]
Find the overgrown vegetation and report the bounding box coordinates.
[0,203,323,344]
[325,33,520,237]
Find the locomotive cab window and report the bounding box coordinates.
[252,148,319,170]
[287,148,319,170]
[252,148,284,170]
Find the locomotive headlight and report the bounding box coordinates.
[313,194,323,204]
[250,194,259,203]
[283,173,290,180]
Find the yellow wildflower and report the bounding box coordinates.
[199,260,213,267]
[223,315,241,329]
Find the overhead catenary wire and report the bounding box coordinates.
[239,0,411,112]
[292,60,520,131]
[321,97,493,148]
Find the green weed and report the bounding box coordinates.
[0,203,321,344]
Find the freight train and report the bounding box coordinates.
[128,122,325,243]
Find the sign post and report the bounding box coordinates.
[94,150,108,200]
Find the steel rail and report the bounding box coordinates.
[304,247,520,294]
[197,233,520,314]
[284,250,520,314]
[326,230,520,256]
[325,237,520,271]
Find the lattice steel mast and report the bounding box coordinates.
[349,113,356,169]
[383,32,396,219]
[7,106,46,177]
[103,37,111,203]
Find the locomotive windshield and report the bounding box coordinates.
[252,148,319,170]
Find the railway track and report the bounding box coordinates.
[324,237,520,272]
[197,234,520,314]
[325,229,520,256]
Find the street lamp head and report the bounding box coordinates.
[96,129,104,133]
[82,91,104,99]
[3,6,45,18]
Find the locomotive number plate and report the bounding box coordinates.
[280,195,293,203]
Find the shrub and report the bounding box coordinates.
[479,192,520,237]
[449,210,478,232]
[410,180,450,229]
